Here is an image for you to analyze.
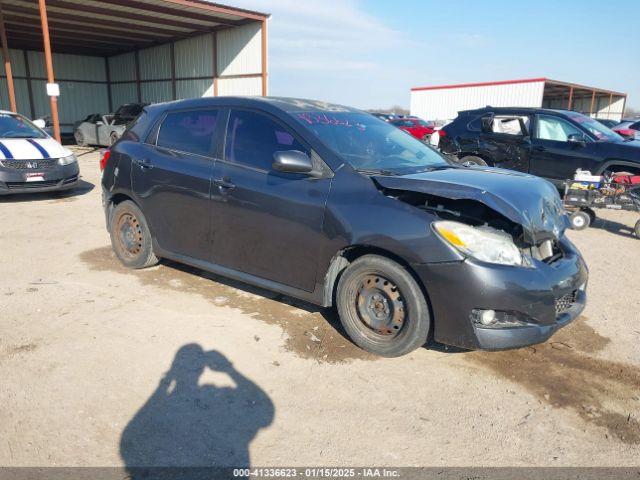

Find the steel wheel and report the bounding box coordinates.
[356,274,406,337]
[336,255,430,357]
[115,212,144,260]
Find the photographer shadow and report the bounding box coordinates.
[120,344,274,475]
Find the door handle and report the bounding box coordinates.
[133,158,153,170]
[533,145,546,152]
[214,177,236,193]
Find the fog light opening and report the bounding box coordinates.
[471,309,531,329]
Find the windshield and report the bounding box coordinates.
[0,113,46,139]
[293,111,448,174]
[566,112,623,142]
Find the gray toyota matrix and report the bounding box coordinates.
[101,97,588,357]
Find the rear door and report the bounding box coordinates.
[209,108,332,292]
[477,113,532,172]
[131,108,221,260]
[529,113,600,186]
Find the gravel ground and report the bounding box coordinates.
[1,148,639,468]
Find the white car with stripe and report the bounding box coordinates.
[0,110,79,195]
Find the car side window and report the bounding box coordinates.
[631,121,640,130]
[156,109,218,156]
[535,114,582,142]
[489,116,527,136]
[225,109,307,171]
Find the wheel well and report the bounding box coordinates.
[323,245,430,309]
[105,193,136,225]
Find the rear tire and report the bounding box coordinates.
[459,155,488,167]
[109,200,159,269]
[336,255,430,357]
[569,210,591,231]
[634,220,640,239]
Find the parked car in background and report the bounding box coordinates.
[0,111,78,194]
[101,96,587,357]
[438,107,640,187]
[595,118,619,129]
[612,119,640,140]
[390,116,436,142]
[75,103,147,147]
[370,112,396,122]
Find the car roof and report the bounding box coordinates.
[144,96,364,117]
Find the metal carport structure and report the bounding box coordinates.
[411,78,627,123]
[0,0,269,142]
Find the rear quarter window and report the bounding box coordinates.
[156,110,219,156]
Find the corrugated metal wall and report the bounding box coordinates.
[0,22,264,134]
[0,48,109,132]
[106,23,263,107]
[410,82,546,121]
[217,22,262,76]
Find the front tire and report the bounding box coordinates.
[74,130,86,147]
[336,255,430,357]
[634,220,640,239]
[109,200,159,269]
[110,132,120,146]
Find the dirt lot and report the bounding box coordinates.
[1,147,639,467]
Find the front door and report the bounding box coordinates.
[131,108,221,260]
[209,108,331,292]
[478,114,531,172]
[529,114,600,187]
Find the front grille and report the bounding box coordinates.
[555,290,577,315]
[6,180,59,189]
[0,159,56,170]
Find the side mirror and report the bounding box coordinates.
[272,150,313,174]
[567,133,586,146]
[481,117,493,133]
[33,119,46,129]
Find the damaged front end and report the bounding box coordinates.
[370,167,587,350]
[372,167,569,264]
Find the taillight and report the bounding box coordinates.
[438,129,447,137]
[100,149,111,171]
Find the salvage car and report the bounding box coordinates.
[390,116,436,142]
[101,97,587,357]
[438,107,640,187]
[612,119,640,140]
[0,110,79,195]
[74,103,147,147]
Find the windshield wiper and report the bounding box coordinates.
[356,168,397,176]
[416,164,454,173]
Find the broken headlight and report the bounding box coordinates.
[433,220,526,267]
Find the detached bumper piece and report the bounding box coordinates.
[413,237,588,351]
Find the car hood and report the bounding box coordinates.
[373,167,568,244]
[0,137,70,160]
[597,138,640,158]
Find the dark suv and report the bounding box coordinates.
[101,97,587,357]
[439,107,640,187]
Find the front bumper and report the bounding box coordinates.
[0,162,80,195]
[413,237,588,350]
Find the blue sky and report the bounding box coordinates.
[234,0,639,110]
